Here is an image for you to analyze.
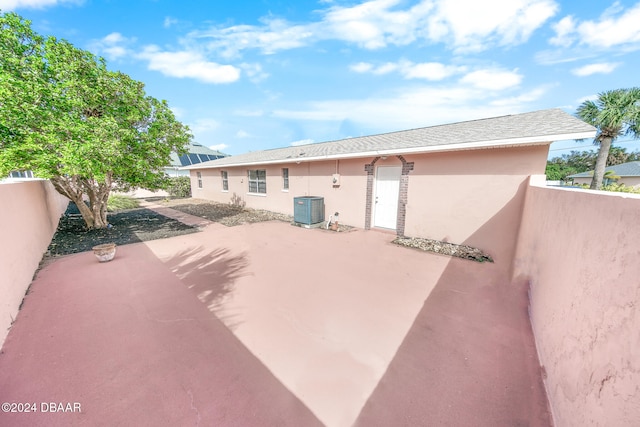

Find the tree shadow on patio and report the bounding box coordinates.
[163,246,249,330]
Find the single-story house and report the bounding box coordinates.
[186,109,595,268]
[165,142,227,177]
[567,161,640,187]
[120,142,228,198]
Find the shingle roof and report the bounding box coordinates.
[568,161,640,178]
[186,108,596,169]
[168,142,228,167]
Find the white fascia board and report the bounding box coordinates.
[183,130,595,170]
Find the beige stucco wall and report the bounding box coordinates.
[191,159,368,229]
[0,180,69,346]
[403,145,548,267]
[513,182,640,426]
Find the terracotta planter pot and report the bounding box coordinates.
[92,243,117,262]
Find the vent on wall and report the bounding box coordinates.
[293,196,325,225]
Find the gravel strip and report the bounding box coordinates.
[392,236,493,263]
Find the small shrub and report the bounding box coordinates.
[601,183,640,194]
[166,176,192,198]
[107,194,139,212]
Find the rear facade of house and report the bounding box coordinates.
[188,109,595,266]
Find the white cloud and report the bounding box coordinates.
[426,0,558,52]
[350,62,374,73]
[235,130,251,138]
[0,0,82,10]
[272,83,547,131]
[322,0,430,49]
[351,60,466,81]
[137,46,241,84]
[89,32,135,60]
[187,0,556,57]
[240,62,269,83]
[550,3,640,49]
[290,138,315,146]
[549,16,576,47]
[488,86,551,106]
[194,18,315,58]
[209,143,228,151]
[90,33,241,84]
[459,68,523,90]
[401,61,466,80]
[571,62,620,77]
[164,16,178,28]
[189,118,220,133]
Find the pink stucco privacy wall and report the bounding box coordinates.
[0,180,69,346]
[513,179,640,426]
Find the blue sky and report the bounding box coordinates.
[2,0,640,159]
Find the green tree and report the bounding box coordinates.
[0,12,191,228]
[606,146,630,166]
[545,162,577,181]
[563,150,595,172]
[576,88,640,190]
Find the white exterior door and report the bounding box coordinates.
[374,166,401,229]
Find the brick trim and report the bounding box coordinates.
[364,156,414,235]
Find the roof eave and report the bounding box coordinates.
[183,130,596,170]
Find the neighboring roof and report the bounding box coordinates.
[168,142,228,168]
[186,108,596,169]
[568,161,640,178]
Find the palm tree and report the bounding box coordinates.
[576,88,640,190]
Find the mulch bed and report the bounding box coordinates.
[46,202,198,258]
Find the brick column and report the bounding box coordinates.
[396,155,414,237]
[363,157,380,230]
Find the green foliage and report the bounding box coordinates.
[546,146,640,181]
[0,12,191,228]
[166,176,192,198]
[545,162,577,181]
[576,88,640,189]
[107,195,140,212]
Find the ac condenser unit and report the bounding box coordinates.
[293,196,325,225]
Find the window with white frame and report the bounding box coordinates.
[282,168,289,190]
[221,171,228,191]
[196,172,202,188]
[247,169,266,194]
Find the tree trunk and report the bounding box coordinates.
[50,175,111,229]
[590,137,612,190]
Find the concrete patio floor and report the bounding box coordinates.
[0,210,551,427]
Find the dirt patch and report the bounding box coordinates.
[155,198,294,226]
[155,198,359,232]
[46,203,198,259]
[393,236,493,263]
